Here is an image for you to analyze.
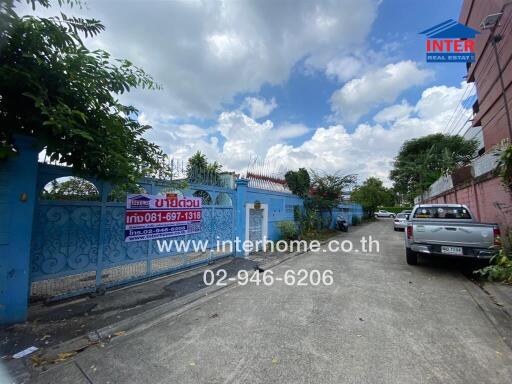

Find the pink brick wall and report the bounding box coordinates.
[424,176,512,231]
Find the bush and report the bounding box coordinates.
[497,144,512,192]
[474,231,512,283]
[352,215,361,226]
[276,221,298,241]
[474,247,512,283]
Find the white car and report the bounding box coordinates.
[375,210,395,218]
[393,213,409,231]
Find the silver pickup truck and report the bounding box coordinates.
[404,204,500,265]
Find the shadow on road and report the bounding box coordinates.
[415,254,489,280]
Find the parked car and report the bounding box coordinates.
[375,210,395,218]
[393,213,409,231]
[336,214,348,232]
[400,210,412,214]
[404,204,500,265]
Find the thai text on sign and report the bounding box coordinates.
[125,194,202,242]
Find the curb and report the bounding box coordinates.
[462,278,512,351]
[7,239,327,381]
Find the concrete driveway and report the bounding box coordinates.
[34,219,512,383]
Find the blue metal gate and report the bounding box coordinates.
[29,164,235,300]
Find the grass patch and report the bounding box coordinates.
[301,229,338,242]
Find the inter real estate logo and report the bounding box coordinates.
[128,195,151,209]
[419,19,480,63]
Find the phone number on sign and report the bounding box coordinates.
[126,210,201,225]
[203,269,333,286]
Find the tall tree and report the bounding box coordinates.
[308,171,356,227]
[186,151,222,185]
[284,168,310,198]
[390,134,478,203]
[41,177,99,201]
[0,0,166,183]
[351,177,393,218]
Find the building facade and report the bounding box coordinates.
[418,0,512,230]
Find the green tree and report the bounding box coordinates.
[186,151,222,185]
[284,168,311,198]
[390,134,478,203]
[496,144,512,193]
[307,171,356,228]
[41,177,99,201]
[351,177,392,218]
[0,0,166,183]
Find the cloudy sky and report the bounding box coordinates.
[20,0,474,184]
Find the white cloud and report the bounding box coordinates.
[142,82,471,185]
[140,114,219,163]
[275,123,309,140]
[415,83,475,119]
[266,82,471,184]
[243,97,277,119]
[330,60,434,123]
[216,111,282,170]
[18,0,380,119]
[324,41,404,84]
[325,56,363,82]
[373,100,413,124]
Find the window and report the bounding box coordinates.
[413,206,472,220]
[41,177,100,201]
[193,190,212,205]
[215,192,232,206]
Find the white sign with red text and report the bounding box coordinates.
[125,194,202,242]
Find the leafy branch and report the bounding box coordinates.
[1,0,165,183]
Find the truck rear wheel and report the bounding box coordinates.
[406,248,418,265]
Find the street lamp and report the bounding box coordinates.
[481,11,512,140]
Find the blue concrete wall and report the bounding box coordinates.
[0,136,39,324]
[245,187,303,241]
[0,161,304,324]
[322,202,364,229]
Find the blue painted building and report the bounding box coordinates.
[0,141,362,325]
[0,148,303,324]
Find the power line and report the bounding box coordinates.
[448,93,477,135]
[446,90,476,136]
[442,82,474,135]
[465,126,483,142]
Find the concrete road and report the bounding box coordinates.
[35,220,512,383]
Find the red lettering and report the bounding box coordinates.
[464,39,474,52]
[426,39,475,53]
[433,40,444,52]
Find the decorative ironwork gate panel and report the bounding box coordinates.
[30,164,235,300]
[248,208,263,247]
